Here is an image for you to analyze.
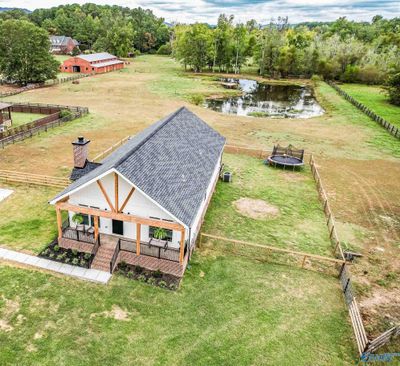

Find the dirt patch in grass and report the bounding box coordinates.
[233,198,280,220]
[90,305,132,321]
[0,297,20,332]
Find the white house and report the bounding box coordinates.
[49,107,226,276]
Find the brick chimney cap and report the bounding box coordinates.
[72,136,90,146]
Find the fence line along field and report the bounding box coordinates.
[0,55,398,359]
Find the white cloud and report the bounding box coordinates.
[0,0,399,23]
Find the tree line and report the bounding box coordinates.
[0,4,170,55]
[171,15,400,103]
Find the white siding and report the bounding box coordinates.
[189,151,222,244]
[67,171,186,248]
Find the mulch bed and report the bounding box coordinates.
[39,240,93,269]
[116,262,181,290]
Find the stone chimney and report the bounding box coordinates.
[72,136,90,168]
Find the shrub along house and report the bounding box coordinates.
[60,52,124,74]
[49,107,225,276]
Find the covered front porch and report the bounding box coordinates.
[56,202,188,276]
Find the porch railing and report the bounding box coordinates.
[110,240,121,273]
[119,238,183,263]
[62,226,97,244]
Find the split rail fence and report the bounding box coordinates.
[328,81,400,140]
[220,144,399,354]
[0,73,94,98]
[199,232,346,277]
[92,135,131,162]
[309,154,399,355]
[0,170,69,188]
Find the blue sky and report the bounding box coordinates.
[1,0,399,23]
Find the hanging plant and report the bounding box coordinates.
[153,227,167,240]
[72,213,84,225]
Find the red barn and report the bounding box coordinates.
[60,53,124,74]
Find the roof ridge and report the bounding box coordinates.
[114,106,186,168]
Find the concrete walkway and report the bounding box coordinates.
[0,247,112,284]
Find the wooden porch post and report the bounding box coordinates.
[94,215,99,242]
[114,173,119,213]
[56,206,62,240]
[136,223,141,256]
[179,228,186,264]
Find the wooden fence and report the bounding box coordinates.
[0,73,94,98]
[199,233,346,277]
[92,135,131,162]
[0,102,89,149]
[0,170,70,188]
[309,154,399,355]
[328,82,400,140]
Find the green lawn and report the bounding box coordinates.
[0,252,355,366]
[340,83,400,129]
[203,154,333,257]
[0,184,58,253]
[0,154,357,364]
[11,112,44,128]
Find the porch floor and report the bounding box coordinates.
[119,250,188,278]
[59,233,188,277]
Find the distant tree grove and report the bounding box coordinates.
[0,4,170,56]
[172,15,400,95]
[1,6,400,103]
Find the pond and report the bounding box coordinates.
[204,78,324,118]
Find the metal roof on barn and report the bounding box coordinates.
[76,53,118,62]
[52,107,226,227]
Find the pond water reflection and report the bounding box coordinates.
[204,78,324,118]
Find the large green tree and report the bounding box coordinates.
[0,20,59,85]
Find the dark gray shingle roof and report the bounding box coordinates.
[52,107,225,227]
[70,161,102,181]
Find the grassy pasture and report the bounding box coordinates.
[0,154,356,365]
[0,55,399,347]
[340,83,400,129]
[10,112,44,128]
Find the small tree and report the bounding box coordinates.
[386,72,400,106]
[0,20,60,85]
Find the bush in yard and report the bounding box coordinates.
[157,44,172,55]
[84,253,91,260]
[386,72,400,106]
[59,110,73,119]
[72,249,78,256]
[340,65,360,83]
[72,258,79,265]
[54,245,60,252]
[137,274,146,282]
[153,269,162,278]
[189,94,204,106]
[0,20,60,85]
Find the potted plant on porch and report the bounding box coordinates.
[72,213,84,231]
[153,227,167,241]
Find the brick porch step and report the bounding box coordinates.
[91,244,117,272]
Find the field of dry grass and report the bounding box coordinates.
[0,55,399,337]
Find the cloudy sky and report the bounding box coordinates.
[1,0,399,24]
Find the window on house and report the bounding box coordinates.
[81,214,90,226]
